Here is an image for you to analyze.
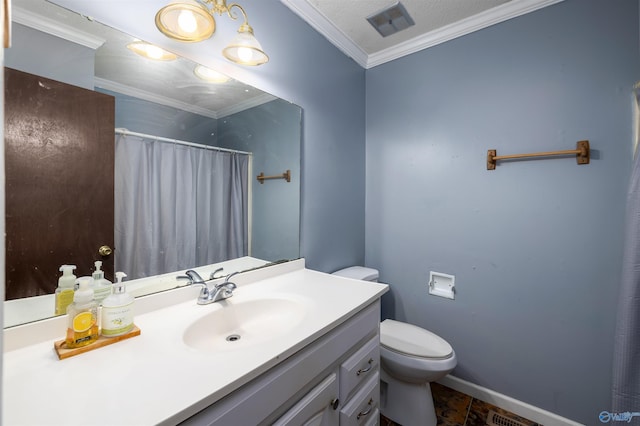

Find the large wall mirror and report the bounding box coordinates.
[4,0,301,327]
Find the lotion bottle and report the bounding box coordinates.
[54,264,76,316]
[91,260,112,304]
[101,272,134,337]
[65,277,99,348]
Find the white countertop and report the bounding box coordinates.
[3,259,388,425]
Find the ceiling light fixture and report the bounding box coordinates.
[155,0,269,66]
[126,41,178,61]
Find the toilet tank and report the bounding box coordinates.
[332,266,379,282]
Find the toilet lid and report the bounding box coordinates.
[380,319,453,359]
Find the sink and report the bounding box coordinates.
[183,297,308,353]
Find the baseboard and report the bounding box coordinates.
[437,375,584,426]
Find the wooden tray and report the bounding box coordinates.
[54,325,141,360]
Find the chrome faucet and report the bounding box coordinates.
[177,269,239,305]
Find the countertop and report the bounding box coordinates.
[3,259,388,425]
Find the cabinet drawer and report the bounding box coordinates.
[364,408,379,426]
[272,373,338,426]
[339,373,380,426]
[340,336,380,402]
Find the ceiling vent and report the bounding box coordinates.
[367,2,415,38]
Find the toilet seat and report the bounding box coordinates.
[380,319,453,359]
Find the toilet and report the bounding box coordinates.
[332,266,457,426]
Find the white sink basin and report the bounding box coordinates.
[183,296,308,353]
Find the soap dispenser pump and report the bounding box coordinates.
[65,276,99,348]
[55,264,77,316]
[101,272,135,337]
[91,260,112,304]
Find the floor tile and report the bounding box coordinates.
[431,382,472,426]
[380,413,399,425]
[380,383,541,426]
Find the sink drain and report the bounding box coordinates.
[226,334,241,342]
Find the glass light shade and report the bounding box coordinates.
[193,64,230,83]
[222,31,269,66]
[126,41,178,61]
[155,1,215,42]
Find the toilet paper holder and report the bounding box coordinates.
[428,271,455,300]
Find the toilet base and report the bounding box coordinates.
[380,368,437,426]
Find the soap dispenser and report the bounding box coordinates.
[66,276,99,348]
[91,260,112,304]
[101,272,135,337]
[55,264,77,316]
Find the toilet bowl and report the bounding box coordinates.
[332,266,457,426]
[380,319,457,426]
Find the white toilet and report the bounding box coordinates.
[332,266,457,426]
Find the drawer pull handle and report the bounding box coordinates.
[357,358,374,376]
[356,398,373,420]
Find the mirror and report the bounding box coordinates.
[4,0,301,327]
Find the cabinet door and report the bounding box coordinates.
[4,67,115,299]
[273,373,339,426]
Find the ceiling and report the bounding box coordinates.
[281,0,565,68]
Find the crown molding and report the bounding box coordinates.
[281,0,565,69]
[280,0,369,67]
[12,5,105,49]
[95,77,220,119]
[218,93,277,118]
[367,0,565,68]
[95,77,276,119]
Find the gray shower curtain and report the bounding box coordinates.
[612,149,640,413]
[114,134,249,279]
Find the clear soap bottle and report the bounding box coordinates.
[66,276,99,348]
[55,264,76,316]
[101,272,134,337]
[91,260,112,305]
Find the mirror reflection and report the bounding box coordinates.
[4,0,301,327]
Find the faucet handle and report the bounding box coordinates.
[224,271,240,282]
[209,267,225,280]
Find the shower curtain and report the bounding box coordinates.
[114,134,249,279]
[612,148,640,413]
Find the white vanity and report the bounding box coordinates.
[3,259,388,425]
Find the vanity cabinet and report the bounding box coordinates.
[180,300,381,426]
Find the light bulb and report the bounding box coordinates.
[146,45,164,59]
[237,47,254,63]
[178,10,197,33]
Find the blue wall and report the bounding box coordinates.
[365,0,639,423]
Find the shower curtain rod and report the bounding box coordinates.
[115,128,252,156]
